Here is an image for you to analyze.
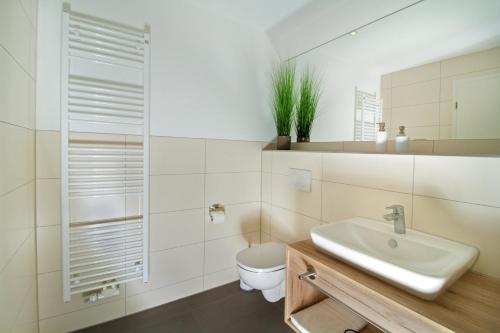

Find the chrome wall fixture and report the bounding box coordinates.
[60,4,150,302]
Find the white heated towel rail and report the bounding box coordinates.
[354,87,382,141]
[60,5,150,302]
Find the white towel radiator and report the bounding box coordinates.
[60,5,150,302]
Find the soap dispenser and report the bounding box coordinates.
[395,125,409,153]
[375,122,388,153]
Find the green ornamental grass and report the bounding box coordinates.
[272,62,296,136]
[296,68,321,140]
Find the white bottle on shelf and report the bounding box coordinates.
[395,125,409,153]
[375,122,388,153]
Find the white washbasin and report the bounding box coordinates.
[310,217,479,300]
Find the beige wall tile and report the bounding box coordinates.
[382,107,392,130]
[391,79,440,107]
[414,155,500,207]
[0,181,34,231]
[439,101,453,126]
[322,182,413,225]
[433,139,500,155]
[293,142,343,152]
[150,136,205,175]
[125,277,203,315]
[261,151,272,173]
[439,126,451,140]
[391,103,439,127]
[323,153,413,193]
[203,267,239,291]
[441,47,500,77]
[0,123,34,195]
[39,299,125,333]
[36,225,61,274]
[204,232,259,274]
[381,74,391,90]
[206,140,262,173]
[150,174,204,213]
[270,206,320,243]
[0,225,32,274]
[37,271,123,320]
[205,172,260,206]
[413,196,500,278]
[36,178,60,226]
[36,130,60,179]
[0,234,36,333]
[381,88,391,110]
[0,48,35,129]
[261,202,271,235]
[440,76,453,102]
[391,62,440,87]
[0,0,35,75]
[271,174,321,219]
[261,172,271,204]
[205,202,260,240]
[127,243,203,296]
[150,209,204,252]
[272,151,322,180]
[342,141,377,153]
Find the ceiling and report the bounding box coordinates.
[185,0,312,31]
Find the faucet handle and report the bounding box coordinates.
[386,205,404,213]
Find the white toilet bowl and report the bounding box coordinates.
[236,242,286,302]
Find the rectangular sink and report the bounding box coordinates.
[310,218,479,300]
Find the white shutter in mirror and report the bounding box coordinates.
[60,5,150,302]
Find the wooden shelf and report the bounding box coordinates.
[285,240,500,333]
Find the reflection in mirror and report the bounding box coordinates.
[277,0,500,143]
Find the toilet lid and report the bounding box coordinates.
[236,242,286,273]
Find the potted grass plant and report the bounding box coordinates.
[272,62,295,150]
[295,68,321,142]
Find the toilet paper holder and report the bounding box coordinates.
[209,203,225,222]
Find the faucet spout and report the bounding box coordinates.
[384,205,406,234]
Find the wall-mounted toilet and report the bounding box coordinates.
[236,242,286,302]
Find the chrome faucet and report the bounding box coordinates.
[384,205,406,234]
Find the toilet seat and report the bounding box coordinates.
[236,242,286,273]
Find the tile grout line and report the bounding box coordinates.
[202,139,207,289]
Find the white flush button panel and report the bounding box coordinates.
[288,168,312,192]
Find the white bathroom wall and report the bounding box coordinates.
[262,150,500,280]
[0,0,39,332]
[293,49,380,142]
[36,0,278,141]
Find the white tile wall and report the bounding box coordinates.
[150,174,204,213]
[150,136,205,175]
[205,172,261,206]
[323,153,413,193]
[149,209,204,251]
[384,46,500,140]
[35,133,263,331]
[0,0,37,331]
[271,174,321,219]
[205,139,262,173]
[264,150,500,279]
[414,156,500,207]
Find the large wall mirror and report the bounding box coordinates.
[281,0,500,144]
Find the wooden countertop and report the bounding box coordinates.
[288,240,500,333]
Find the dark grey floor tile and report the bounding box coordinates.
[74,282,293,333]
[184,281,241,310]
